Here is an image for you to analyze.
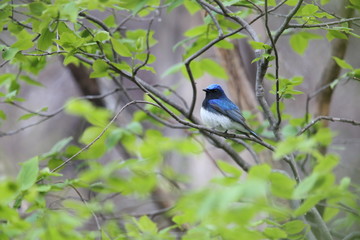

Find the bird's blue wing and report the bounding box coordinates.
[208,99,246,124]
[208,99,262,140]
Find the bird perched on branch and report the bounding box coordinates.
[200,84,261,140]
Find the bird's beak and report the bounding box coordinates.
[203,88,208,92]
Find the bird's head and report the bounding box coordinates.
[203,84,226,99]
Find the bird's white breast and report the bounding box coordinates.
[200,107,248,132]
[200,107,232,130]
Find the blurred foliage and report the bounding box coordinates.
[0,0,360,240]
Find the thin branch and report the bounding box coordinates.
[50,100,159,173]
[131,206,173,218]
[202,4,223,37]
[232,138,260,164]
[22,51,67,56]
[0,60,10,69]
[9,15,32,30]
[191,136,227,176]
[313,2,360,28]
[0,88,121,137]
[255,0,304,135]
[273,0,304,43]
[264,0,281,133]
[69,184,102,233]
[79,12,111,33]
[342,232,360,240]
[308,208,334,240]
[305,80,337,124]
[298,116,360,136]
[133,18,154,75]
[153,84,189,109]
[287,17,360,29]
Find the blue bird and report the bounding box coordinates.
[200,84,261,140]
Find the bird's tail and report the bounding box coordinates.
[249,130,262,141]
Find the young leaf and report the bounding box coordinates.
[18,113,37,121]
[217,160,242,178]
[94,31,110,42]
[200,58,228,80]
[111,37,132,57]
[332,56,353,70]
[0,109,6,120]
[20,75,44,87]
[17,157,39,191]
[161,62,184,78]
[38,28,55,51]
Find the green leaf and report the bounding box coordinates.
[0,109,6,120]
[94,31,110,42]
[94,13,110,25]
[350,0,360,7]
[289,33,308,55]
[292,173,320,199]
[135,215,158,234]
[112,62,132,73]
[135,53,156,64]
[90,59,109,78]
[0,180,19,205]
[167,0,183,12]
[269,172,296,198]
[106,128,124,149]
[80,126,103,145]
[249,41,271,50]
[294,195,323,216]
[62,2,79,22]
[217,160,242,178]
[321,0,331,4]
[296,4,319,16]
[314,128,334,146]
[263,227,287,239]
[111,37,133,57]
[17,157,39,191]
[20,75,44,87]
[18,113,37,121]
[38,28,56,51]
[282,220,307,235]
[289,32,322,55]
[332,56,353,70]
[29,2,46,16]
[11,30,34,50]
[274,136,316,159]
[326,30,347,41]
[200,58,228,80]
[181,60,204,79]
[184,0,201,14]
[184,25,207,37]
[2,47,19,60]
[43,137,73,158]
[161,62,184,77]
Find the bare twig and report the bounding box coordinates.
[232,138,260,164]
[273,0,304,43]
[79,12,111,33]
[69,184,102,233]
[0,88,121,137]
[202,4,223,37]
[50,100,159,173]
[298,116,360,136]
[264,0,281,133]
[133,18,154,75]
[287,17,360,28]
